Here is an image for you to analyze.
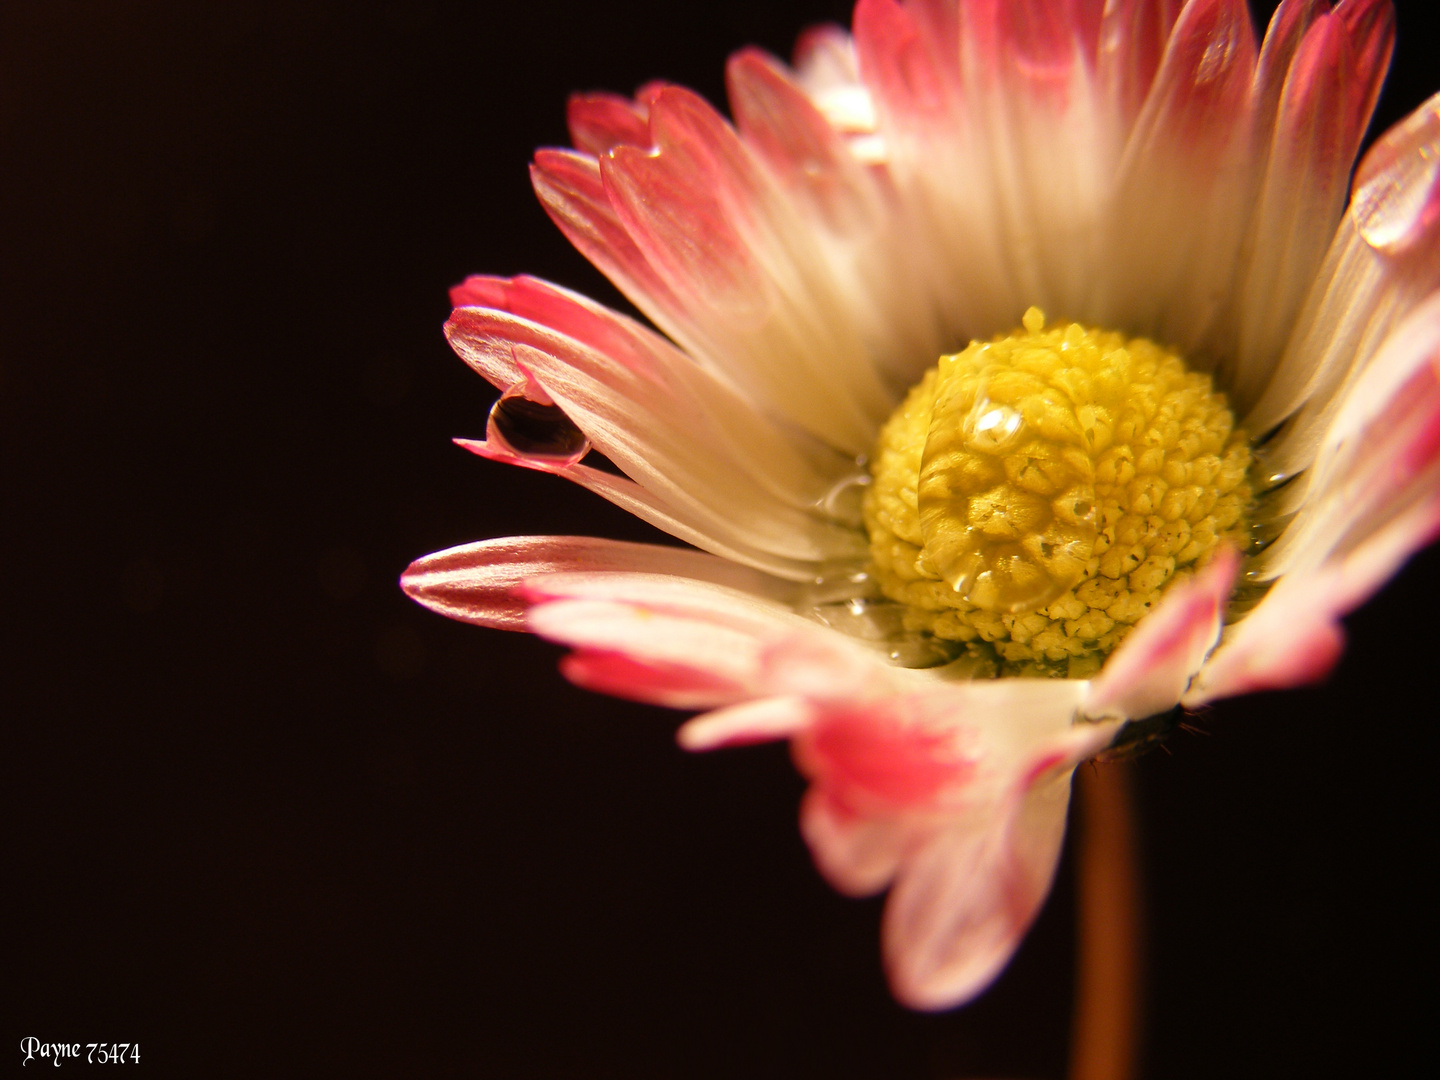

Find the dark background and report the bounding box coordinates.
[4,2,1437,1076]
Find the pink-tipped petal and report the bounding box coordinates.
[756,633,891,702]
[792,22,882,154]
[1252,0,1327,128]
[1335,0,1396,141]
[599,85,895,453]
[1095,0,1185,125]
[800,787,911,897]
[1260,293,1440,585]
[677,695,815,751]
[1114,0,1257,163]
[882,770,1071,1011]
[1185,585,1349,703]
[1083,548,1238,721]
[1092,0,1261,350]
[852,0,956,134]
[791,681,1094,820]
[784,684,1118,1009]
[530,148,691,326]
[726,47,881,232]
[796,701,984,816]
[1226,6,1391,405]
[399,536,795,632]
[601,93,768,323]
[526,575,901,710]
[528,598,773,704]
[558,649,753,710]
[567,91,651,156]
[880,714,1118,1012]
[964,0,1103,107]
[450,274,514,311]
[1191,492,1440,704]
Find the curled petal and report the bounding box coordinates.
[1260,292,1440,582]
[1191,488,1440,703]
[447,275,852,505]
[1083,547,1238,721]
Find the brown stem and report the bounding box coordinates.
[1068,761,1143,1080]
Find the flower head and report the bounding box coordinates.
[404,0,1440,1009]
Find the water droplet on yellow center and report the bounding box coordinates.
[864,308,1252,678]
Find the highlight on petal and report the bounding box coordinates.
[566,91,650,157]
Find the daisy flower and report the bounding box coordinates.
[403,0,1440,1010]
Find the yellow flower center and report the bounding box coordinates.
[864,308,1252,678]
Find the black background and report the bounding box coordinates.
[4,2,1437,1076]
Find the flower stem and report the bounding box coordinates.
[1069,761,1142,1080]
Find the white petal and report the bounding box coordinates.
[400,535,797,631]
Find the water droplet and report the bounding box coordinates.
[1353,97,1440,255]
[1249,437,1300,494]
[816,471,870,529]
[801,591,962,669]
[886,633,961,669]
[797,559,875,608]
[807,597,905,641]
[1248,511,1296,554]
[1225,572,1276,616]
[918,388,1095,614]
[964,401,1026,455]
[486,385,591,466]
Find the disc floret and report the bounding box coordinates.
[864,309,1252,678]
